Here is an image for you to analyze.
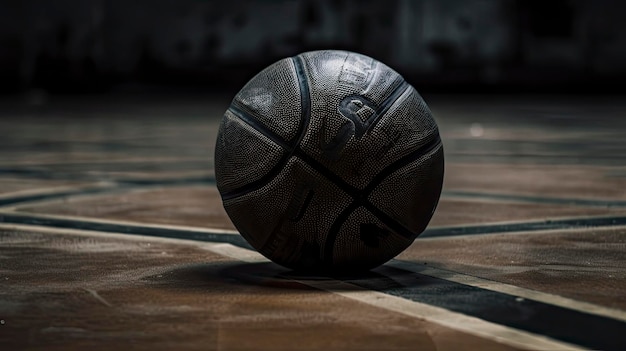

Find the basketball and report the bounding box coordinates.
[215,50,444,272]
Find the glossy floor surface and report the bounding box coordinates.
[1,94,625,350]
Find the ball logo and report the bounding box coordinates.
[338,96,376,138]
[339,55,375,85]
[320,95,377,160]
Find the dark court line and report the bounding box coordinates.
[0,163,210,177]
[447,152,626,161]
[8,210,623,245]
[420,216,626,238]
[0,177,215,208]
[444,190,626,208]
[6,212,625,247]
[0,187,117,207]
[0,167,78,180]
[0,212,252,249]
[606,170,626,178]
[350,265,626,351]
[116,176,215,186]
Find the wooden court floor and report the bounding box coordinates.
[0,94,625,350]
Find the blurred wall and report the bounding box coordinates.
[0,0,625,93]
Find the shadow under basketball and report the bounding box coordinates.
[144,261,439,293]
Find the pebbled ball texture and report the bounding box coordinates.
[215,50,444,273]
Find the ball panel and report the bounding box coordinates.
[233,58,302,142]
[331,206,413,270]
[215,110,286,194]
[223,157,352,270]
[222,157,300,250]
[368,87,439,166]
[262,158,353,270]
[368,144,444,235]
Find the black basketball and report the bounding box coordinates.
[215,50,444,272]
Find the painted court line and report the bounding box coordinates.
[0,223,234,247]
[3,210,626,244]
[388,260,626,323]
[2,166,624,211]
[115,176,214,186]
[139,241,587,351]
[348,265,625,350]
[0,224,623,349]
[0,178,215,210]
[0,184,119,208]
[421,215,626,238]
[306,280,584,351]
[443,190,626,208]
[0,211,239,235]
[0,212,248,248]
[0,157,207,166]
[3,212,622,327]
[0,222,583,351]
[193,245,624,350]
[0,183,113,200]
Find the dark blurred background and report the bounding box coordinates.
[1,0,625,95]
